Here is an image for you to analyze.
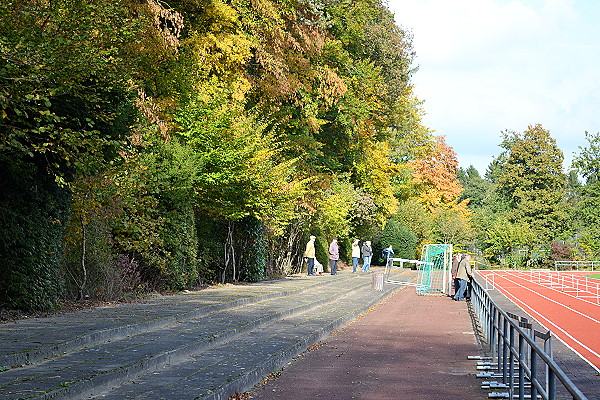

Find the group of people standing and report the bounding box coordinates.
[351,239,375,273]
[304,235,341,276]
[451,253,473,301]
[304,236,393,276]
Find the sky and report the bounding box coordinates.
[386,0,600,175]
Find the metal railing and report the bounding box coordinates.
[471,272,588,399]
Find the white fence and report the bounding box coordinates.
[554,260,599,271]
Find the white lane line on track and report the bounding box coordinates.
[499,272,600,324]
[490,273,600,366]
[511,271,600,306]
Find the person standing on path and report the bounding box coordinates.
[304,236,316,276]
[382,245,394,267]
[351,239,360,273]
[453,253,472,301]
[451,253,461,296]
[361,240,372,272]
[329,237,339,275]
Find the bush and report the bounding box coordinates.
[0,156,69,311]
[375,219,417,263]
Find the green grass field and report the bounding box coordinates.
[584,273,600,280]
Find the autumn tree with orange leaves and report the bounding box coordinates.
[400,136,472,247]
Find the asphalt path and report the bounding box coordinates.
[248,284,483,400]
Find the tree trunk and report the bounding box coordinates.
[222,220,236,283]
[79,216,87,300]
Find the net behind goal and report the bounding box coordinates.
[417,244,453,295]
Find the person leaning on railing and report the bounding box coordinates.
[453,254,472,301]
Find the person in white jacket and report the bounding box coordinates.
[351,239,360,273]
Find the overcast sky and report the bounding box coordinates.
[386,0,600,175]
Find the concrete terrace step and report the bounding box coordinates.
[91,282,401,400]
[0,276,338,368]
[1,276,366,399]
[0,268,412,400]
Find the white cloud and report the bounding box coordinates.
[387,0,600,173]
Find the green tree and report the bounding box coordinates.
[377,219,417,260]
[394,198,432,255]
[0,0,162,183]
[571,131,600,259]
[175,91,305,282]
[0,0,438,309]
[0,156,69,310]
[458,166,493,209]
[484,217,536,267]
[495,124,570,243]
[430,208,472,245]
[0,0,157,310]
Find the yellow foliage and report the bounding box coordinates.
[354,141,399,226]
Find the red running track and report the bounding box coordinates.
[478,270,600,370]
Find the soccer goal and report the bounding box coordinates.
[384,258,432,289]
[416,244,453,296]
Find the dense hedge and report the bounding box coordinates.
[0,156,70,310]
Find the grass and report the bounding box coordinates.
[584,273,600,280]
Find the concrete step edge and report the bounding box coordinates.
[12,277,374,400]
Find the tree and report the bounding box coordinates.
[571,131,600,259]
[407,136,464,210]
[395,198,433,254]
[458,166,493,209]
[0,0,437,309]
[0,0,171,182]
[430,208,473,245]
[484,217,536,267]
[495,124,570,243]
[402,136,471,250]
[0,0,161,310]
[377,219,417,260]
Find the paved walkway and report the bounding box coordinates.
[248,284,483,400]
[248,273,600,400]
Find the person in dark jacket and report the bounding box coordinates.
[361,241,373,272]
[451,253,462,297]
[382,245,394,267]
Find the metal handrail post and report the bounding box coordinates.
[491,306,497,359]
[548,368,556,400]
[509,324,515,398]
[501,310,507,378]
[531,350,538,400]
[519,334,525,400]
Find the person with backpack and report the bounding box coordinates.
[382,245,394,267]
